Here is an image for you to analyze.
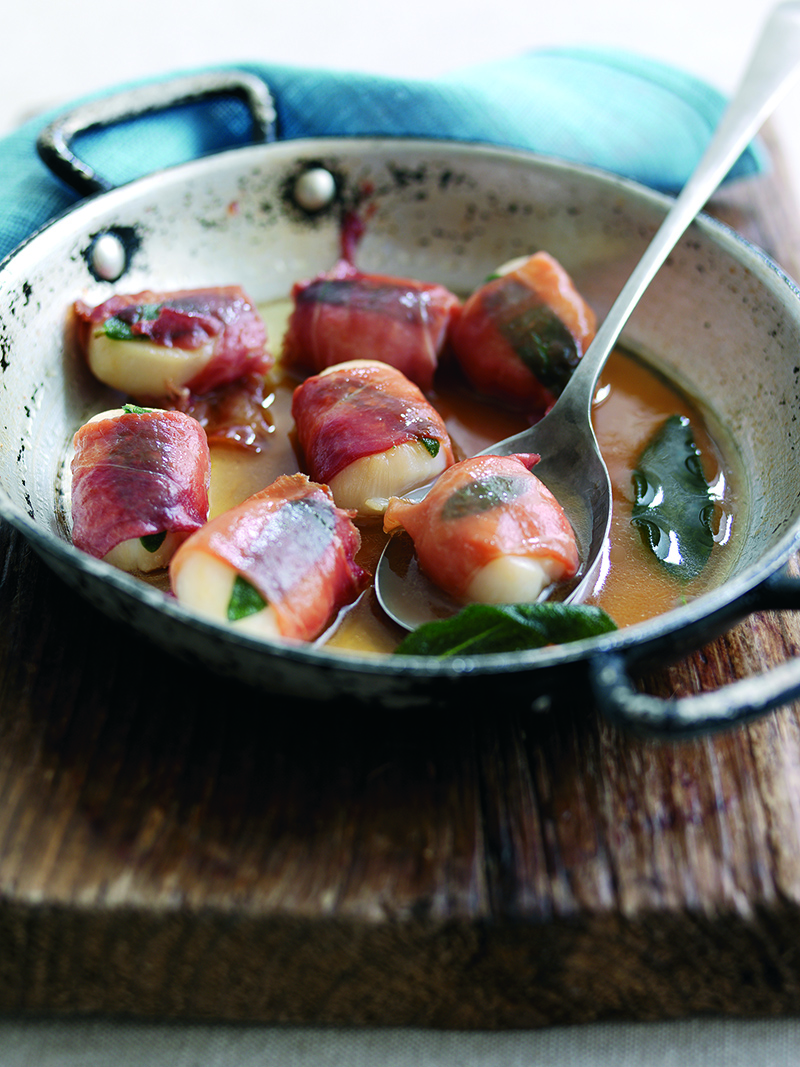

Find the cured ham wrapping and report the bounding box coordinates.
[74,285,271,398]
[448,252,596,412]
[282,260,461,391]
[71,406,211,572]
[383,453,580,604]
[170,474,369,643]
[291,359,455,517]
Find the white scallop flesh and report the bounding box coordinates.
[329,441,449,517]
[87,333,215,396]
[466,554,567,605]
[491,255,530,277]
[104,531,186,574]
[86,407,127,423]
[171,551,281,639]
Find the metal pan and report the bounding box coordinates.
[2,71,800,735]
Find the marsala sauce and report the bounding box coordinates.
[200,300,742,656]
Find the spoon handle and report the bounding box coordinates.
[564,0,800,413]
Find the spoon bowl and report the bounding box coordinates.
[375,0,800,632]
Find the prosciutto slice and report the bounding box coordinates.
[74,285,271,396]
[169,474,368,642]
[71,407,211,560]
[282,260,461,391]
[291,360,454,515]
[383,453,580,603]
[448,252,596,413]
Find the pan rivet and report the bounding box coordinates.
[90,232,127,281]
[293,167,336,212]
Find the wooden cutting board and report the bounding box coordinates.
[2,129,800,1030]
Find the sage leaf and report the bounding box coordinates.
[139,531,166,553]
[419,436,441,458]
[102,303,162,341]
[484,280,580,394]
[631,414,714,580]
[394,602,617,657]
[227,574,267,622]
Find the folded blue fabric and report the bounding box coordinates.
[0,50,766,265]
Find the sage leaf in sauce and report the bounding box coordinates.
[227,574,267,622]
[631,414,714,580]
[394,602,617,657]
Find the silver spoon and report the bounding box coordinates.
[375,0,800,632]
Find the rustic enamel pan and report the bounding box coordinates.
[3,72,800,736]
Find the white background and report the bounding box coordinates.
[3,0,800,208]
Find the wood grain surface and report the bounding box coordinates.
[2,131,800,1029]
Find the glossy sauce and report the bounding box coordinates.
[201,300,742,654]
[587,357,737,626]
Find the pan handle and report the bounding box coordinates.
[36,70,277,199]
[588,566,800,738]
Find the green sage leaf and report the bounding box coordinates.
[102,303,162,341]
[394,602,617,657]
[419,436,441,458]
[139,531,167,553]
[631,414,714,580]
[227,574,267,622]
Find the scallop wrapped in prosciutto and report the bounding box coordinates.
[170,474,369,643]
[70,406,211,573]
[74,285,271,399]
[383,453,580,605]
[292,359,455,518]
[282,260,461,391]
[448,252,596,413]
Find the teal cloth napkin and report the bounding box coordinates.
[0,49,766,264]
